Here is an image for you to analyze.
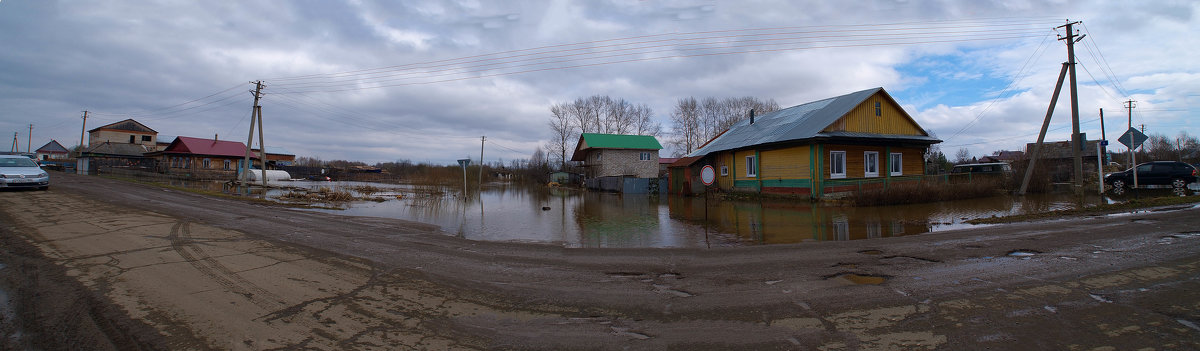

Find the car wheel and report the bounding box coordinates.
[1172,186,1187,197]
[1172,178,1187,188]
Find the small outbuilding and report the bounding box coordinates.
[571,133,664,193]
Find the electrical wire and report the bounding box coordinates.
[87,83,248,118]
[942,31,1056,143]
[268,19,1058,93]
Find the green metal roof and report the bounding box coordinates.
[571,133,662,161]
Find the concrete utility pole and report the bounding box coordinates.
[27,124,32,153]
[10,132,17,152]
[80,110,89,154]
[1058,20,1086,193]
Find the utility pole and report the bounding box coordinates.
[1018,63,1070,195]
[1057,20,1086,193]
[241,81,267,187]
[27,124,32,153]
[479,136,485,189]
[1125,100,1137,189]
[79,110,89,155]
[10,132,17,153]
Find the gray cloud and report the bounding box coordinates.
[1,0,1195,164]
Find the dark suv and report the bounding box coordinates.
[1104,161,1198,194]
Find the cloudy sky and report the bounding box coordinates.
[1,0,1196,165]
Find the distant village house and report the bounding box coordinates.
[571,133,664,193]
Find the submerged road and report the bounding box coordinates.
[1,173,1198,350]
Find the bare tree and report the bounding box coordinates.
[547,104,575,169]
[669,97,701,156]
[551,94,660,137]
[955,148,971,164]
[668,96,780,155]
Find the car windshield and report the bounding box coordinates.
[0,157,39,167]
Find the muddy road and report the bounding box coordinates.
[1,173,1198,350]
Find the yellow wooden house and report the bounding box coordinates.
[672,87,940,198]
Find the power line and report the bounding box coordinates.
[88,83,246,118]
[267,17,1059,83]
[943,31,1056,143]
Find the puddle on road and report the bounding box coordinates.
[1007,249,1041,257]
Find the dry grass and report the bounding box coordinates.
[277,187,356,203]
[349,185,385,195]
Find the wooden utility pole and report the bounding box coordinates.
[240,81,267,187]
[1057,20,1086,193]
[10,132,16,153]
[79,110,89,154]
[1018,63,1070,195]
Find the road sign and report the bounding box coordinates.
[457,159,471,167]
[1117,128,1148,149]
[1099,140,1108,147]
[700,165,716,186]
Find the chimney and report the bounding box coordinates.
[750,109,756,125]
[214,133,218,140]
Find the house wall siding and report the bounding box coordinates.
[588,149,659,178]
[821,145,926,179]
[90,130,157,147]
[760,146,810,180]
[822,93,925,136]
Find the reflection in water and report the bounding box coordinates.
[132,176,1113,248]
[307,182,1104,248]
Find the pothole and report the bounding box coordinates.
[858,249,883,255]
[824,273,888,285]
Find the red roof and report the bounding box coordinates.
[162,136,250,157]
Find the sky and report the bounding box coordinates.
[1,0,1196,166]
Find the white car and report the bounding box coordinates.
[0,154,50,190]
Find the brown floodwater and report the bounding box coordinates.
[152,178,1145,248]
[218,180,1114,248]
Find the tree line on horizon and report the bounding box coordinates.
[542,94,779,170]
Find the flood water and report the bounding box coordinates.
[196,180,1116,248]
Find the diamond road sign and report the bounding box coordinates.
[1117,128,1148,149]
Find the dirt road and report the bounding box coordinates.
[1,173,1198,350]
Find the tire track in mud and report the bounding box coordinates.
[167,220,284,311]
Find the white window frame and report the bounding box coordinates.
[864,151,879,178]
[720,165,728,176]
[595,151,602,162]
[889,153,903,176]
[639,151,651,161]
[223,159,232,170]
[202,158,211,169]
[829,151,846,179]
[745,155,757,178]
